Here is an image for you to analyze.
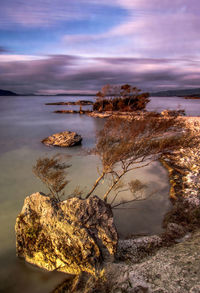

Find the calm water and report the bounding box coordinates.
[0,95,199,293]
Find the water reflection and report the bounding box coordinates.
[0,95,198,292]
[0,249,70,293]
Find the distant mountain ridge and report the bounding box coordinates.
[0,89,18,96]
[151,88,200,97]
[1,88,200,97]
[56,93,95,96]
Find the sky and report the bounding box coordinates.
[0,0,200,94]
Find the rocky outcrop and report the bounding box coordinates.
[118,230,200,293]
[15,193,118,275]
[117,235,163,263]
[42,131,82,147]
[52,230,200,292]
[160,118,200,200]
[184,95,200,99]
[161,109,185,117]
[86,110,158,119]
[87,112,112,118]
[161,147,200,200]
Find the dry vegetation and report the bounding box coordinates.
[86,115,192,204]
[93,84,150,112]
[33,111,195,210]
[33,155,71,201]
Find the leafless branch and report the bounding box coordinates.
[110,188,129,206]
[112,190,157,209]
[85,171,105,198]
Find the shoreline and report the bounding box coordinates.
[160,117,200,201]
[13,112,200,292]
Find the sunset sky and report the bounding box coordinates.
[0,0,200,94]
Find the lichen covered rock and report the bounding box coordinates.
[15,193,118,275]
[42,131,82,147]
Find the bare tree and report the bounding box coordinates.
[33,155,71,201]
[33,113,194,207]
[86,115,192,203]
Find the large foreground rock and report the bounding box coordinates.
[42,131,82,147]
[15,193,118,275]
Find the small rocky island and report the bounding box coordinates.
[46,84,150,118]
[42,131,82,147]
[184,94,200,99]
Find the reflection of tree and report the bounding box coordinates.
[110,179,150,209]
[86,115,192,206]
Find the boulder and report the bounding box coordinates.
[42,131,82,147]
[15,193,118,275]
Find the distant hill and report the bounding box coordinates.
[0,89,18,96]
[151,88,200,97]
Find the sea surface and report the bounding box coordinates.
[0,95,199,293]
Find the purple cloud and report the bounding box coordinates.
[1,0,200,93]
[0,55,199,94]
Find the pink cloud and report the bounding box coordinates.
[61,0,200,59]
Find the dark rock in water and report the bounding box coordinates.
[184,95,200,99]
[42,131,82,147]
[54,110,80,114]
[54,110,91,114]
[15,193,118,275]
[46,100,94,106]
[76,100,93,105]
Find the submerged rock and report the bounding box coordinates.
[15,193,118,275]
[54,110,91,114]
[42,131,82,147]
[46,100,94,106]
